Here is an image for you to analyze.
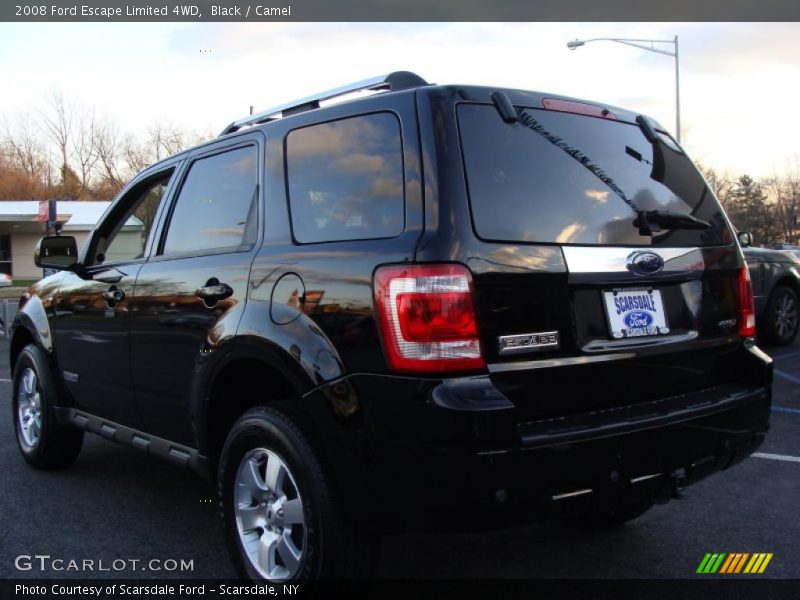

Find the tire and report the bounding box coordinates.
[218,405,380,585]
[572,499,653,528]
[12,343,83,470]
[761,285,799,346]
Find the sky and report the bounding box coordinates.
[1,21,799,178]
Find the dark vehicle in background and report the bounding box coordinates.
[770,244,800,261]
[740,234,800,345]
[10,72,772,584]
[767,242,800,252]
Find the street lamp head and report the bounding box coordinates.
[567,39,585,50]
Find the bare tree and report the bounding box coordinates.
[698,164,735,210]
[1,94,211,199]
[1,114,47,179]
[120,122,209,178]
[0,146,47,199]
[121,133,153,175]
[40,92,75,185]
[93,118,125,191]
[72,108,99,193]
[148,121,193,160]
[768,161,800,244]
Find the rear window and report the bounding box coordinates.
[457,103,732,247]
[286,112,404,244]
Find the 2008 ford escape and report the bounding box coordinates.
[11,72,772,582]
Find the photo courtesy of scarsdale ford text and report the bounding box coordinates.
[14,583,302,597]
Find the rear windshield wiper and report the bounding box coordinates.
[634,209,711,236]
[510,105,641,215]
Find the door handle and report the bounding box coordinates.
[195,280,233,305]
[94,268,126,284]
[102,287,125,305]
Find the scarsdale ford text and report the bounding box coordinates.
[15,585,207,597]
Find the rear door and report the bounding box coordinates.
[455,99,744,419]
[130,135,262,446]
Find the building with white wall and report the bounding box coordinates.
[0,201,112,279]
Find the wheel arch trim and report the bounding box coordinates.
[10,297,54,371]
[192,335,319,458]
[773,271,800,296]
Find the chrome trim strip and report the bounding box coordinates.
[552,489,593,501]
[487,353,636,373]
[582,331,698,353]
[562,246,704,274]
[630,473,662,484]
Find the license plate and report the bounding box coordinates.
[603,288,670,339]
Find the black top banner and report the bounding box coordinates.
[3,0,800,22]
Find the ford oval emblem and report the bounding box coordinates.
[623,311,654,328]
[626,251,664,276]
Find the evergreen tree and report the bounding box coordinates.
[727,175,777,244]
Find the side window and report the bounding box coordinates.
[286,112,404,244]
[161,146,258,256]
[94,170,173,266]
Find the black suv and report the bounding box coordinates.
[11,72,772,582]
[738,235,800,345]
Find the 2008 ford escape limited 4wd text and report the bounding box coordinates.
[11,72,772,583]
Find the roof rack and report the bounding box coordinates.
[219,71,429,136]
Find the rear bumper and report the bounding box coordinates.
[303,345,772,533]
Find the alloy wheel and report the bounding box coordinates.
[234,447,306,580]
[775,292,798,340]
[17,368,42,448]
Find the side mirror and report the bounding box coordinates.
[737,231,753,248]
[34,236,79,270]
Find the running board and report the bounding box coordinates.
[54,407,208,478]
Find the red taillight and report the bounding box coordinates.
[396,292,478,341]
[373,264,485,373]
[738,264,756,338]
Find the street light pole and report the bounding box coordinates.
[567,36,681,143]
[673,35,680,145]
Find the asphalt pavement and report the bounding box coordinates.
[1,340,798,580]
